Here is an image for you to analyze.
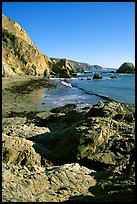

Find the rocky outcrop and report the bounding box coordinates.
[50,104,77,113]
[116,62,135,73]
[2,14,53,77]
[93,73,102,79]
[2,133,53,168]
[28,101,135,169]
[51,58,76,78]
[2,162,96,202]
[51,57,104,71]
[2,100,135,202]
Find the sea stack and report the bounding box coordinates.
[116,62,135,73]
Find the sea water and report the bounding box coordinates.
[40,69,135,110]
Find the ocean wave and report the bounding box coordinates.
[61,80,72,87]
[66,80,114,102]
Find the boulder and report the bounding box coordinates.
[2,133,53,167]
[116,62,135,73]
[92,73,102,79]
[52,58,75,78]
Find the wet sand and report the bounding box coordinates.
[2,76,56,118]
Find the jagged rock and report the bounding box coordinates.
[52,58,75,78]
[31,101,135,170]
[50,104,77,113]
[2,101,135,202]
[2,133,53,167]
[2,117,50,139]
[92,73,102,79]
[2,160,135,202]
[116,62,135,73]
[65,161,135,202]
[2,162,96,202]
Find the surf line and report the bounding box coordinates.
[62,79,114,102]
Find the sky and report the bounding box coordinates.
[2,2,135,68]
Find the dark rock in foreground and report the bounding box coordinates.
[50,104,77,113]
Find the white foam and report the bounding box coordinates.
[61,80,72,87]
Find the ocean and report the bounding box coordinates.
[40,69,135,110]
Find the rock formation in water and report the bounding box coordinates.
[93,73,102,79]
[116,62,135,73]
[2,101,135,202]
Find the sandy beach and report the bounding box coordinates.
[2,76,56,118]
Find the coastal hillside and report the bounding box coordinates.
[51,57,104,70]
[2,14,53,77]
[2,14,78,78]
[2,14,104,78]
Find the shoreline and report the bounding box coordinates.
[2,75,135,118]
[2,75,135,202]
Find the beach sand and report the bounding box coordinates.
[2,76,56,118]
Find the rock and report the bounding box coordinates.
[92,73,102,79]
[52,58,75,78]
[2,101,135,202]
[51,57,104,71]
[50,104,77,113]
[31,101,135,171]
[2,162,96,202]
[110,76,117,79]
[2,117,50,139]
[2,133,53,168]
[65,161,135,202]
[116,62,135,73]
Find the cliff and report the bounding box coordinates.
[2,14,53,77]
[2,14,80,78]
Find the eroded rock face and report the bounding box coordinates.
[2,162,96,202]
[2,133,52,167]
[51,58,75,78]
[2,14,53,77]
[31,101,135,170]
[2,117,50,139]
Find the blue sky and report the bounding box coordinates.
[2,2,135,68]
